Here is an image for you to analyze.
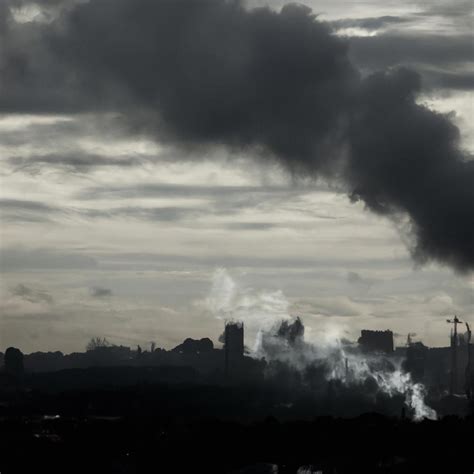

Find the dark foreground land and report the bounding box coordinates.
[1,381,473,474]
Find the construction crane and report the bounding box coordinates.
[465,322,472,400]
[447,315,463,395]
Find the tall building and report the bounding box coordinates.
[224,321,244,377]
[405,341,428,381]
[358,330,394,354]
[4,347,24,378]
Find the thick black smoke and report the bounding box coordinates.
[1,0,473,271]
[348,69,474,270]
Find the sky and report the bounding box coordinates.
[0,0,473,353]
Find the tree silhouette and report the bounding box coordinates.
[86,337,110,351]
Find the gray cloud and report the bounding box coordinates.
[1,0,473,271]
[84,206,205,222]
[76,183,316,218]
[0,198,57,212]
[94,251,411,272]
[1,312,62,322]
[76,183,296,200]
[331,16,410,32]
[0,247,98,271]
[89,286,113,298]
[0,198,61,222]
[0,193,296,226]
[293,296,364,318]
[350,33,473,67]
[10,283,54,304]
[348,33,474,90]
[347,271,373,292]
[8,152,143,173]
[225,222,278,230]
[419,0,473,19]
[347,271,366,285]
[74,183,321,221]
[415,68,474,92]
[0,197,206,224]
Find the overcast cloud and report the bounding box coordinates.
[0,0,472,352]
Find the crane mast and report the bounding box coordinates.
[465,322,472,400]
[446,315,463,395]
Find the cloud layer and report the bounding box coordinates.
[1,0,472,272]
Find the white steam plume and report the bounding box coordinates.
[207,268,437,420]
[206,268,292,351]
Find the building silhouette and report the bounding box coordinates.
[4,347,24,378]
[358,330,394,354]
[224,321,244,377]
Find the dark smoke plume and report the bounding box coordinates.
[277,316,305,346]
[1,0,473,270]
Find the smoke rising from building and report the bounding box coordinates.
[208,269,437,420]
[1,0,473,271]
[207,267,292,349]
[257,317,437,420]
